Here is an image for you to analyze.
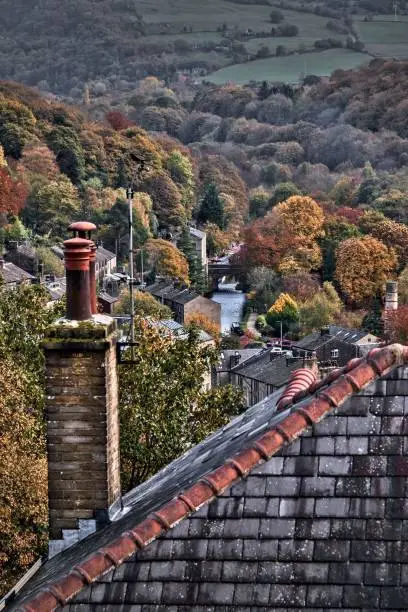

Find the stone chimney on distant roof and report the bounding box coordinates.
[42,222,120,558]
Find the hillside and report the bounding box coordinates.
[1,0,408,97]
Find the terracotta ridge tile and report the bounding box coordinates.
[18,343,408,612]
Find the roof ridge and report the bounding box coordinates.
[14,344,408,612]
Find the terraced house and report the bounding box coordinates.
[4,244,408,611]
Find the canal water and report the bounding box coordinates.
[212,283,246,334]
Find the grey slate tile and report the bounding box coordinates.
[364,562,400,585]
[112,562,151,582]
[371,477,406,497]
[136,540,174,561]
[314,540,350,561]
[387,456,408,476]
[351,540,387,561]
[125,582,164,605]
[207,538,243,560]
[259,518,295,539]
[328,562,364,584]
[243,497,279,518]
[196,582,235,605]
[242,539,278,561]
[161,582,199,605]
[313,416,347,435]
[343,585,380,608]
[233,583,255,605]
[336,476,371,496]
[315,497,349,517]
[386,498,408,519]
[279,497,315,518]
[381,417,404,434]
[264,476,301,496]
[221,561,258,583]
[149,561,187,581]
[251,457,284,475]
[172,539,208,560]
[295,518,331,539]
[188,519,224,539]
[269,584,307,607]
[349,498,385,518]
[315,437,335,454]
[301,476,335,497]
[352,455,387,475]
[90,583,127,603]
[240,476,266,497]
[381,587,408,609]
[330,519,366,539]
[335,436,368,455]
[278,539,314,561]
[306,584,343,607]
[369,436,404,455]
[366,519,402,541]
[208,498,244,519]
[347,416,381,435]
[370,396,403,415]
[319,456,351,476]
[283,457,317,476]
[223,518,259,539]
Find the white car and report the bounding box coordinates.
[270,347,283,354]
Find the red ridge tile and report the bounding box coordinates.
[276,412,308,442]
[204,463,240,494]
[51,573,85,602]
[182,480,215,509]
[318,376,355,407]
[152,498,188,528]
[20,590,59,612]
[76,552,114,583]
[132,517,163,545]
[103,534,138,566]
[233,446,268,473]
[253,429,285,458]
[302,397,332,423]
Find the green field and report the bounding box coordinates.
[207,48,369,84]
[355,16,408,58]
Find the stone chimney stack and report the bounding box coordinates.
[42,226,121,558]
[385,280,398,312]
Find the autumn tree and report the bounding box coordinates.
[335,236,398,306]
[283,272,320,303]
[266,293,300,334]
[115,289,172,319]
[385,306,408,344]
[320,218,361,281]
[299,282,343,335]
[185,312,221,339]
[247,266,281,313]
[165,150,195,213]
[119,320,244,489]
[23,175,80,236]
[145,238,189,283]
[0,167,28,218]
[106,111,134,131]
[20,144,59,179]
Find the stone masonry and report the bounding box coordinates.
[43,315,121,555]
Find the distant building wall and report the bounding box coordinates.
[184,296,221,329]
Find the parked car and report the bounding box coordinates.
[230,322,244,336]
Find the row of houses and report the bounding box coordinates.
[215,325,381,407]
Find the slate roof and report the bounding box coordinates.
[218,349,263,372]
[8,344,407,611]
[189,227,206,240]
[231,349,302,387]
[96,246,116,263]
[146,281,200,305]
[0,262,34,284]
[45,278,66,301]
[294,326,378,353]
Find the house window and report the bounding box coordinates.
[331,349,339,358]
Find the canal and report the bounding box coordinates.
[211,283,246,334]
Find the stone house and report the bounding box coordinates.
[0,258,34,287]
[145,280,221,329]
[7,335,408,610]
[4,241,37,275]
[189,226,208,274]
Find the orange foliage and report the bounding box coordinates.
[106,111,134,131]
[386,306,408,344]
[146,238,189,283]
[0,167,28,216]
[335,236,398,306]
[185,312,220,339]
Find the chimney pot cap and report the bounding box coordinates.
[68,221,97,232]
[64,237,92,249]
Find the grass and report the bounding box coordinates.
[207,48,369,84]
[354,17,408,58]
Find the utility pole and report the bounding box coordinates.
[127,186,135,345]
[277,320,283,351]
[394,1,398,21]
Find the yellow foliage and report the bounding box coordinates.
[268,293,298,314]
[275,195,325,241]
[0,145,7,167]
[335,236,398,305]
[185,312,221,339]
[133,192,153,231]
[146,238,189,283]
